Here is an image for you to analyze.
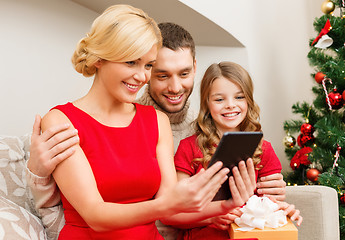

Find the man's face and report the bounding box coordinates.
[149,47,196,113]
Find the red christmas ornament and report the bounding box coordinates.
[328,89,343,109]
[290,147,312,170]
[341,194,345,205]
[306,168,321,182]
[342,90,345,101]
[297,134,315,147]
[315,72,326,84]
[300,123,314,136]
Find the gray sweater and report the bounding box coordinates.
[136,87,196,153]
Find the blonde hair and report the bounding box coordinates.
[72,4,162,77]
[194,61,262,168]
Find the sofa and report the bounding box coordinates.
[285,185,340,240]
[0,134,46,239]
[0,135,65,240]
[0,134,340,240]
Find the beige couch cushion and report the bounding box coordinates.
[0,135,37,216]
[285,185,339,240]
[38,205,65,240]
[0,196,45,239]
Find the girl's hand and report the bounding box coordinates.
[209,207,242,230]
[269,196,303,226]
[278,201,303,226]
[165,161,230,213]
[222,158,256,210]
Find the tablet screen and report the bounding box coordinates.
[208,131,263,201]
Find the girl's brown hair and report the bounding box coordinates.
[194,61,262,168]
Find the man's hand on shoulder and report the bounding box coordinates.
[27,115,79,177]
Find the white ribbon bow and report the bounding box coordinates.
[234,195,287,231]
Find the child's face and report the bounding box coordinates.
[208,77,248,136]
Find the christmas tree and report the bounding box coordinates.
[283,0,345,238]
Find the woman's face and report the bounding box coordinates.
[208,77,248,136]
[95,45,158,104]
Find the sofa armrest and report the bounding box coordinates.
[285,185,339,240]
[0,196,46,239]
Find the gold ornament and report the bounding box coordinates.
[321,0,335,14]
[283,134,296,148]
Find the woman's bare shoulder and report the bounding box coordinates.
[41,109,73,131]
[155,109,169,123]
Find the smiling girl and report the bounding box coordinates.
[174,61,302,239]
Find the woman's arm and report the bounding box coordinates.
[42,109,230,232]
[161,159,257,226]
[26,114,79,209]
[162,172,242,229]
[161,171,227,228]
[153,110,232,213]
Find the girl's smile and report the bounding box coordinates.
[222,111,241,118]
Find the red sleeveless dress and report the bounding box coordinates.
[53,102,163,240]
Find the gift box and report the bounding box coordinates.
[229,218,298,240]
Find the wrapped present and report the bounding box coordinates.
[228,195,298,240]
[229,218,297,240]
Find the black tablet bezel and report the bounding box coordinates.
[208,131,263,201]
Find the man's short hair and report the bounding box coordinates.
[158,22,195,60]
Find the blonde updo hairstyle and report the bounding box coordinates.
[194,61,263,168]
[72,4,162,77]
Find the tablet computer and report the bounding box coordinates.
[208,131,263,201]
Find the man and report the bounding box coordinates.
[27,22,286,240]
[136,22,196,153]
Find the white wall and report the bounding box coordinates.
[1,0,325,173]
[0,0,96,136]
[1,0,249,135]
